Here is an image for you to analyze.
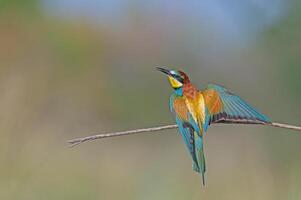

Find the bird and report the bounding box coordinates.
[156,67,271,186]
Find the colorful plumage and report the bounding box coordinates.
[156,67,271,185]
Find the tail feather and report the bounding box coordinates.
[199,148,206,186]
[192,161,200,172]
[195,134,206,186]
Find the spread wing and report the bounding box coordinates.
[203,84,271,129]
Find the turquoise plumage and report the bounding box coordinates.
[205,84,271,126]
[157,67,271,185]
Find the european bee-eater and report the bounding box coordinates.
[156,67,271,185]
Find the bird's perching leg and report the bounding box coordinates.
[68,122,301,147]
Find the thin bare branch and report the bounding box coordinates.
[68,122,301,147]
[269,122,301,131]
[68,124,178,147]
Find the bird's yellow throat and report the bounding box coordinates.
[168,76,183,89]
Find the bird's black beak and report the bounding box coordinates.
[156,67,171,76]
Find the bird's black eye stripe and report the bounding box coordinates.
[173,74,184,83]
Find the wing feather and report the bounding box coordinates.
[203,84,271,126]
[170,94,199,171]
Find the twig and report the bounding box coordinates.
[68,124,178,147]
[68,122,301,147]
[269,122,301,131]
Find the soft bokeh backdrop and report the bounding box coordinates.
[1,0,301,199]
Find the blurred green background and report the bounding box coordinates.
[0,0,301,199]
